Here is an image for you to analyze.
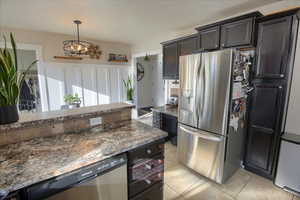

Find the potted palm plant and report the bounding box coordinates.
[0,33,37,124]
[123,76,134,104]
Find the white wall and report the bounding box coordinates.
[136,57,154,108]
[40,62,131,111]
[285,27,300,135]
[152,54,165,107]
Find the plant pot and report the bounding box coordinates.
[0,105,19,124]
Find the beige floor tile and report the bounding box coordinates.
[165,142,177,154]
[237,174,293,200]
[164,184,184,200]
[217,168,251,197]
[165,164,207,195]
[294,195,300,200]
[182,182,234,200]
[165,158,180,170]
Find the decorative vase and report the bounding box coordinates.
[0,105,19,124]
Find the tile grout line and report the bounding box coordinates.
[164,182,186,199]
[235,174,253,198]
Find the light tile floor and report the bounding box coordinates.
[163,142,298,200]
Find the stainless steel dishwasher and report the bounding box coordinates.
[24,154,128,200]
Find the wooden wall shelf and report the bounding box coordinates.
[54,56,83,60]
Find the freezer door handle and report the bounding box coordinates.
[179,125,222,142]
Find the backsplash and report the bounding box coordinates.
[0,106,132,147]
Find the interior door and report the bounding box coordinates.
[178,54,201,128]
[197,49,232,135]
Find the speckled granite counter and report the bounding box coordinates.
[152,105,178,117]
[0,120,167,195]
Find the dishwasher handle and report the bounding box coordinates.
[179,124,222,142]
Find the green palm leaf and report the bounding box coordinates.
[0,33,38,106]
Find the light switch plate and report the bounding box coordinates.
[89,117,102,126]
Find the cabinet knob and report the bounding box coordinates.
[146,149,152,154]
[280,74,284,78]
[221,43,225,47]
[215,44,218,48]
[145,179,152,185]
[145,164,152,170]
[278,86,283,89]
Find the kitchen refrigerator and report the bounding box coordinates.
[177,49,251,184]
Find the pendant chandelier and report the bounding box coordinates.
[63,20,92,56]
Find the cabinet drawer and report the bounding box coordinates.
[128,140,164,166]
[129,173,164,198]
[129,154,164,182]
[131,182,163,200]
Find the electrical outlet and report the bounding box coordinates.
[89,117,102,126]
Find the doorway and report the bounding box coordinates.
[135,54,164,117]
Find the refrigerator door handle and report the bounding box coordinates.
[195,57,204,120]
[179,125,222,142]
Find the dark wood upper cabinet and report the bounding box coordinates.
[220,18,254,48]
[162,42,179,79]
[162,35,198,79]
[255,16,292,79]
[195,12,262,51]
[198,26,220,51]
[178,35,198,56]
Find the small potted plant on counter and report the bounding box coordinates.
[123,76,134,104]
[0,33,37,124]
[63,93,81,109]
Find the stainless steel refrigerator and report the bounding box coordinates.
[177,49,250,184]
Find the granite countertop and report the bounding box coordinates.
[152,105,178,117]
[0,103,134,131]
[0,120,167,195]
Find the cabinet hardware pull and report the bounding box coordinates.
[145,179,152,185]
[146,149,152,154]
[145,164,152,170]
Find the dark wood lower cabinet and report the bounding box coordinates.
[128,139,165,200]
[131,182,163,200]
[245,84,284,178]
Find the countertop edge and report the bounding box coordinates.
[0,121,168,194]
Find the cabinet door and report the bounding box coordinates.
[220,18,253,48]
[161,114,178,137]
[198,26,220,51]
[245,83,283,178]
[255,16,292,79]
[179,36,198,56]
[163,43,179,79]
